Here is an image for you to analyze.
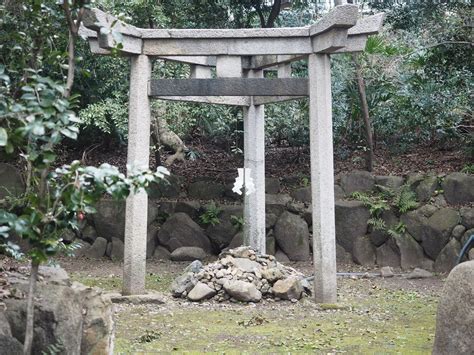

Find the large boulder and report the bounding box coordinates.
[335,201,370,252]
[442,173,474,205]
[369,209,399,246]
[425,208,460,260]
[460,207,474,229]
[85,237,107,259]
[274,211,310,261]
[415,175,438,203]
[266,194,292,217]
[170,247,207,261]
[433,260,474,355]
[352,235,376,266]
[340,170,375,195]
[265,177,281,194]
[3,267,114,354]
[206,206,242,250]
[188,180,225,199]
[291,187,311,203]
[392,233,425,270]
[434,239,461,273]
[0,163,24,199]
[376,239,401,267]
[148,174,181,199]
[375,175,404,190]
[110,237,124,261]
[157,213,212,253]
[272,277,303,300]
[175,201,201,220]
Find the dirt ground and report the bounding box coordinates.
[56,256,444,354]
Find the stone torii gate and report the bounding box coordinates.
[80,4,383,303]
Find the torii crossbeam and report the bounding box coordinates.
[80,4,384,303]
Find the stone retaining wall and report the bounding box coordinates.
[1,163,473,272]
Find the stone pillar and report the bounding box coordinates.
[123,54,151,295]
[243,69,266,254]
[308,53,337,303]
[190,64,212,78]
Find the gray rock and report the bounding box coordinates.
[184,260,203,274]
[432,194,447,207]
[340,170,375,195]
[153,245,171,260]
[442,173,474,205]
[266,213,278,229]
[335,200,370,252]
[187,282,216,301]
[336,244,353,264]
[148,174,181,198]
[188,180,225,199]
[157,201,176,216]
[352,235,376,266]
[265,177,281,194]
[157,212,212,253]
[266,194,292,216]
[228,232,243,249]
[401,210,429,243]
[392,233,425,270]
[369,209,399,246]
[61,229,76,244]
[469,249,474,260]
[434,239,461,273]
[272,277,303,300]
[452,224,466,240]
[425,208,460,259]
[93,199,125,241]
[291,186,311,203]
[376,239,401,267]
[0,335,23,354]
[72,240,91,257]
[417,204,438,218]
[461,228,474,246]
[231,258,262,273]
[460,207,474,229]
[261,268,284,283]
[405,268,433,279]
[85,237,107,259]
[375,175,404,190]
[105,242,112,257]
[206,214,239,250]
[274,211,310,261]
[406,173,424,190]
[433,261,474,355]
[146,222,160,258]
[170,247,207,261]
[171,272,197,297]
[266,233,276,255]
[275,249,290,263]
[0,312,12,336]
[224,280,262,302]
[415,175,438,202]
[175,200,201,220]
[38,266,70,285]
[110,237,124,261]
[0,163,24,199]
[380,266,394,278]
[334,184,345,200]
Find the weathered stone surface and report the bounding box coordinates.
[334,184,345,200]
[369,209,398,246]
[415,175,438,202]
[442,173,474,205]
[275,249,290,263]
[469,249,474,260]
[153,245,171,260]
[335,200,370,252]
[261,268,284,283]
[188,180,225,199]
[434,238,461,273]
[417,204,438,218]
[274,211,310,261]
[401,210,429,243]
[93,199,125,241]
[38,266,70,285]
[406,173,424,190]
[224,280,262,302]
[231,258,262,273]
[266,194,292,216]
[452,224,466,240]
[266,233,276,255]
[206,218,239,251]
[393,233,425,270]
[380,266,394,278]
[170,246,207,261]
[0,334,23,354]
[110,237,124,261]
[265,213,278,229]
[184,260,204,274]
[148,174,181,198]
[265,177,281,194]
[340,170,375,195]
[433,261,474,355]
[336,244,353,264]
[81,225,97,243]
[352,235,375,266]
[272,277,303,300]
[187,282,216,301]
[175,200,201,220]
[460,207,474,229]
[425,208,460,259]
[157,200,176,215]
[157,213,212,253]
[147,222,160,258]
[461,228,474,246]
[375,175,404,190]
[228,232,243,249]
[72,240,91,257]
[0,163,24,199]
[85,237,107,259]
[171,272,197,297]
[376,239,400,267]
[291,186,311,203]
[405,268,433,279]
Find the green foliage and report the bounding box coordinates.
[461,164,474,174]
[199,203,221,226]
[368,217,386,232]
[394,185,419,214]
[387,221,407,238]
[351,191,390,218]
[230,215,244,231]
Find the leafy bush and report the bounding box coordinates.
[199,203,221,226]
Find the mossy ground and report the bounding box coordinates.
[112,279,438,354]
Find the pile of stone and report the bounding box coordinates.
[171,246,310,303]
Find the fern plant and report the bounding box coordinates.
[199,203,221,226]
[394,185,418,214]
[230,215,244,231]
[387,221,407,238]
[351,191,390,217]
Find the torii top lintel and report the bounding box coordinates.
[80,4,384,63]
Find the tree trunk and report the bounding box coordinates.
[352,53,374,171]
[23,261,39,355]
[64,30,75,98]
